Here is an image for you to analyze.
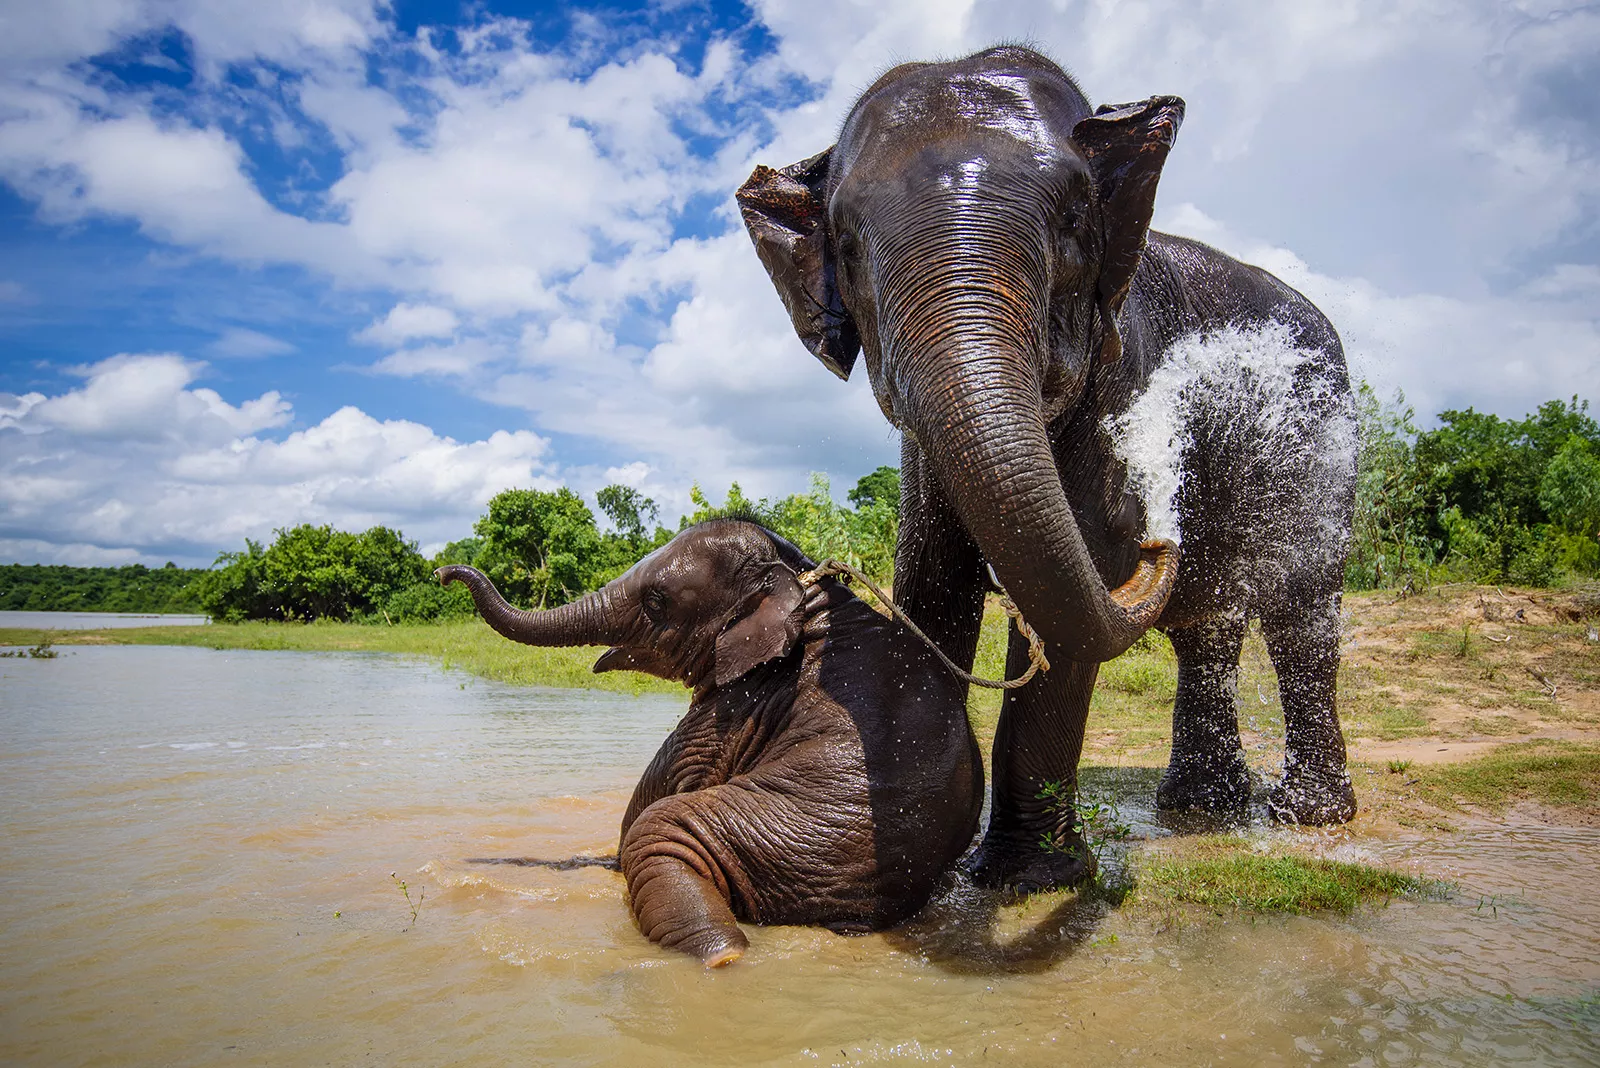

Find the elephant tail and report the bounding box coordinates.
[465,855,620,871]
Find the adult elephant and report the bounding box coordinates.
[738,45,1358,891]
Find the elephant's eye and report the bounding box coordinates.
[642,589,669,623]
[835,228,860,264]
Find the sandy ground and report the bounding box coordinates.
[1328,584,1599,765]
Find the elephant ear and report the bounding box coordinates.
[736,149,862,381]
[1073,95,1186,363]
[712,563,806,687]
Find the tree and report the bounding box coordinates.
[1417,397,1600,582]
[683,472,900,582]
[350,526,431,611]
[593,484,671,582]
[597,484,659,541]
[847,465,901,511]
[473,487,603,607]
[1541,434,1600,538]
[430,536,482,568]
[1347,384,1433,589]
[196,540,269,621]
[196,525,429,621]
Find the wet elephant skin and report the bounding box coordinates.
[439,520,983,966]
[738,45,1358,892]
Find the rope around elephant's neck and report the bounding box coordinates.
[795,560,1050,690]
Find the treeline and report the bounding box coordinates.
[196,467,902,623]
[11,390,1594,620]
[1349,389,1599,588]
[0,563,208,613]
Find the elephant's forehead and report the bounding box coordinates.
[635,533,738,591]
[839,71,1077,176]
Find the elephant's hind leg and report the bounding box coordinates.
[1157,615,1252,814]
[1260,592,1356,825]
[621,802,750,967]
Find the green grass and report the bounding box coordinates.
[1411,740,1600,809]
[1342,697,1432,740]
[1135,838,1444,914]
[963,607,1179,754]
[0,620,682,696]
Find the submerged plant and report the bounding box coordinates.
[391,872,424,930]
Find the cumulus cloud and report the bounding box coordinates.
[355,303,460,345]
[0,354,555,564]
[1157,203,1600,422]
[368,337,502,378]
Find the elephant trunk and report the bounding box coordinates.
[437,565,624,647]
[907,352,1178,664]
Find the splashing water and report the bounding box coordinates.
[1106,321,1357,589]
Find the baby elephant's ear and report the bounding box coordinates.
[713,564,806,687]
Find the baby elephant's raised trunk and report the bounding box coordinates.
[436,566,621,647]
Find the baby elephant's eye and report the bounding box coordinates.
[642,589,669,622]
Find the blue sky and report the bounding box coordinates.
[1,0,1597,566]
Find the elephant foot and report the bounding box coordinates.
[964,832,1097,894]
[1267,762,1356,825]
[1156,750,1251,814]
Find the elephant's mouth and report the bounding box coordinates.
[593,645,677,680]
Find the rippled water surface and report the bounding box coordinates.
[2,647,1595,1066]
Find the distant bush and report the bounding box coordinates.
[197,524,430,622]
[1348,389,1598,588]
[380,580,475,623]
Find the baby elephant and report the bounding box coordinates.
[438,519,982,966]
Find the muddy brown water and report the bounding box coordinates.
[1,647,1595,1066]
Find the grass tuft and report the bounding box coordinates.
[1136,839,1444,914]
[1411,741,1600,809]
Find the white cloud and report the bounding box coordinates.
[0,353,555,564]
[0,99,362,273]
[208,327,296,358]
[1,353,290,441]
[355,302,459,345]
[368,337,501,378]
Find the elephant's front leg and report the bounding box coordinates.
[968,626,1102,892]
[893,438,988,667]
[620,798,751,967]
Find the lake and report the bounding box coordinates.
[1,645,1595,1066]
[0,610,210,630]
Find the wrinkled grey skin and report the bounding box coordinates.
[739,45,1357,892]
[439,520,982,966]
